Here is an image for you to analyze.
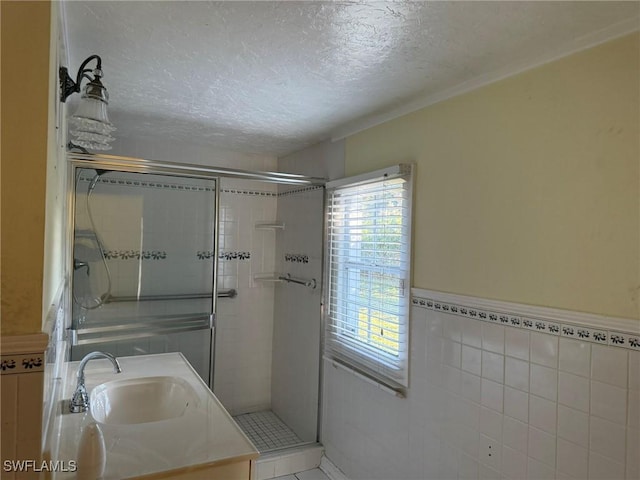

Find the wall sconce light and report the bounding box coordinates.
[59,54,115,151]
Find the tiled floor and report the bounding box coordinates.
[233,410,303,452]
[274,468,330,480]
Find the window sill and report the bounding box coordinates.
[323,356,406,398]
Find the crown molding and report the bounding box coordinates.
[332,18,640,141]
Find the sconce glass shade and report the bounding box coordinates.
[69,73,115,151]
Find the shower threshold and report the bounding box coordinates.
[233,410,308,453]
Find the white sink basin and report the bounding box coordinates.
[90,376,198,425]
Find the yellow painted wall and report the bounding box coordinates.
[1,1,52,334]
[346,33,640,320]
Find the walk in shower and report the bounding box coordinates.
[67,153,324,455]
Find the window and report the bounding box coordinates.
[325,165,413,389]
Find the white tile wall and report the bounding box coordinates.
[626,352,640,478]
[558,404,589,447]
[557,437,588,478]
[501,445,527,479]
[529,395,556,434]
[591,344,627,388]
[559,338,591,377]
[214,178,278,415]
[502,416,528,453]
[627,426,640,479]
[481,351,504,383]
[530,332,558,368]
[504,386,529,423]
[558,371,590,413]
[322,297,639,480]
[505,328,530,361]
[505,356,529,391]
[481,324,504,355]
[530,364,558,401]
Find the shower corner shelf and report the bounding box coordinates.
[253,272,283,283]
[254,222,285,230]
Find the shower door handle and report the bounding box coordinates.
[209,313,216,329]
[67,327,78,346]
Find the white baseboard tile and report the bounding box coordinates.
[256,444,324,480]
[319,455,350,480]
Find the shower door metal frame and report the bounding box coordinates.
[67,152,326,185]
[64,151,327,408]
[65,156,222,387]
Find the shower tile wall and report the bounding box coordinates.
[214,178,278,415]
[322,294,639,480]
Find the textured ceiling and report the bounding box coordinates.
[63,1,639,156]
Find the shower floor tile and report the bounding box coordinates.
[233,410,303,452]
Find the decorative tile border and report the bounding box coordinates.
[222,185,323,197]
[0,354,44,375]
[411,290,640,352]
[197,251,251,260]
[102,250,255,261]
[78,175,324,197]
[219,251,251,260]
[79,175,215,192]
[221,188,277,197]
[104,250,167,260]
[285,253,309,264]
[278,185,324,197]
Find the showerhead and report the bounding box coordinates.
[88,169,108,193]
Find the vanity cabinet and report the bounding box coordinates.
[132,456,253,479]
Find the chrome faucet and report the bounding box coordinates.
[69,351,121,413]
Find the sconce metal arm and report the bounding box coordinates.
[59,54,103,103]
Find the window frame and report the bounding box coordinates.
[323,164,413,391]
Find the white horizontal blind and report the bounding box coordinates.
[325,166,412,388]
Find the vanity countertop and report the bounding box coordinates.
[52,352,258,479]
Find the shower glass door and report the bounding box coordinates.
[70,167,218,385]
